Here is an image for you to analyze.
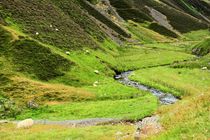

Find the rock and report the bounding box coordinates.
[115,131,123,140]
[27,100,39,109]
[55,28,59,31]
[17,119,34,129]
[50,24,53,28]
[114,75,122,80]
[134,128,141,140]
[141,123,162,136]
[65,51,70,55]
[201,67,208,70]
[136,116,162,139]
[94,70,99,74]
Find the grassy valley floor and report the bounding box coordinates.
[0,3,210,138]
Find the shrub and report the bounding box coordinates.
[0,95,21,119]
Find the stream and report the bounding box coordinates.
[115,71,178,105]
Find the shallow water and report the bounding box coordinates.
[115,71,178,105]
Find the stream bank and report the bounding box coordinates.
[115,71,178,105]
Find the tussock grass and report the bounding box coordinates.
[3,76,95,104]
[149,90,210,139]
[192,38,210,56]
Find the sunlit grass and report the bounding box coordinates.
[148,90,210,140]
[130,67,210,97]
[0,123,135,140]
[116,47,194,71]
[17,94,158,121]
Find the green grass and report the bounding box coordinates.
[144,42,189,52]
[1,0,101,50]
[130,67,210,97]
[17,94,158,121]
[183,29,210,41]
[0,123,135,140]
[172,53,210,69]
[84,78,145,100]
[192,38,210,56]
[126,21,170,43]
[116,46,194,71]
[149,91,210,140]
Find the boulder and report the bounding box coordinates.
[27,100,39,109]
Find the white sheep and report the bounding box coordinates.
[94,70,99,74]
[65,51,70,55]
[93,81,99,87]
[17,119,34,129]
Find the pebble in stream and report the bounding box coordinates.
[115,71,178,105]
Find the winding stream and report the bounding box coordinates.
[115,71,178,105]
[9,71,178,127]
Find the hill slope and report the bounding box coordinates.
[0,0,210,139]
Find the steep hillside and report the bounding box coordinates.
[110,0,209,34]
[0,0,104,50]
[0,0,210,140]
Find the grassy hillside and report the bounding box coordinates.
[0,0,102,50]
[0,0,210,140]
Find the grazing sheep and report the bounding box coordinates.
[94,70,99,74]
[65,51,70,55]
[17,119,34,129]
[93,81,99,87]
[201,67,208,70]
[85,50,90,54]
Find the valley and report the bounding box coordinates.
[0,0,210,139]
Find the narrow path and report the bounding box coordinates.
[13,118,121,127]
[115,71,178,105]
